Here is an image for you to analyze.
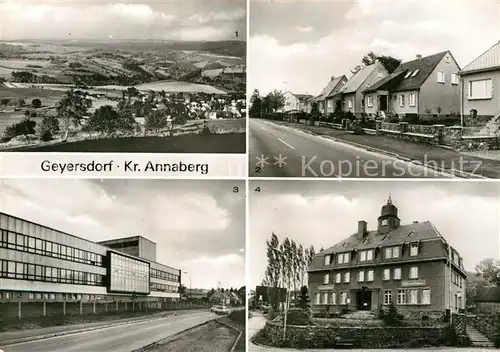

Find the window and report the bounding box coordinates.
[383,269,390,281]
[344,272,350,283]
[397,289,406,304]
[409,93,416,107]
[331,292,336,304]
[394,268,402,280]
[393,247,400,258]
[29,292,34,299]
[422,289,431,305]
[340,292,347,305]
[409,289,418,304]
[366,96,373,107]
[469,79,493,99]
[451,73,459,85]
[360,251,367,262]
[410,243,419,256]
[335,273,341,283]
[399,95,405,107]
[437,71,445,83]
[322,292,328,304]
[367,270,374,282]
[385,246,399,259]
[445,54,450,63]
[338,252,350,264]
[315,293,320,305]
[384,290,392,305]
[358,270,365,282]
[337,253,343,264]
[411,69,420,77]
[324,255,331,266]
[410,266,419,279]
[323,274,330,284]
[366,250,373,260]
[404,71,411,79]
[348,100,353,109]
[385,247,392,259]
[381,219,388,226]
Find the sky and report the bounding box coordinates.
[249,180,500,289]
[249,0,500,96]
[0,0,246,41]
[0,179,246,290]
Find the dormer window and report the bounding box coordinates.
[337,252,350,264]
[359,249,374,261]
[385,246,400,259]
[381,219,388,226]
[410,243,419,256]
[404,71,411,79]
[324,254,331,265]
[411,69,420,77]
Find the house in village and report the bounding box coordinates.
[281,91,314,113]
[333,62,388,118]
[459,40,500,122]
[208,290,231,306]
[363,51,461,119]
[310,76,348,115]
[475,286,500,313]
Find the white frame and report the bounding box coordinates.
[410,243,419,256]
[358,270,365,282]
[409,93,416,107]
[468,79,493,100]
[409,266,419,279]
[323,273,329,284]
[451,73,459,85]
[383,268,390,281]
[394,268,402,280]
[437,71,445,83]
[367,270,374,282]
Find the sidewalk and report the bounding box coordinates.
[274,121,500,179]
[0,308,205,345]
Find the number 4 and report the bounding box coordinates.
[254,187,260,192]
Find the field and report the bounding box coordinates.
[134,81,227,94]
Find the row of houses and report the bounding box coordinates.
[282,40,500,123]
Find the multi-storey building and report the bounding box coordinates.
[308,197,467,314]
[0,212,181,303]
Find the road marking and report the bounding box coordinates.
[278,138,295,149]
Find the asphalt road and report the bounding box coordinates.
[0,311,217,352]
[249,119,451,178]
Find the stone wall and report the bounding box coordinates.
[261,320,447,349]
[469,313,500,342]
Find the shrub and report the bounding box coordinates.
[30,112,37,118]
[40,130,53,141]
[380,303,404,326]
[285,308,311,326]
[32,98,42,109]
[1,118,37,142]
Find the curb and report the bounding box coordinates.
[216,318,243,352]
[278,122,489,179]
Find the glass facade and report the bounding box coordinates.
[0,229,103,267]
[109,252,150,294]
[150,268,180,283]
[0,259,104,286]
[150,282,178,293]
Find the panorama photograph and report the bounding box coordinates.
[0,1,246,153]
[0,179,246,352]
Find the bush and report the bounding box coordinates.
[39,115,60,136]
[285,308,311,326]
[40,130,53,141]
[1,118,37,142]
[380,303,404,326]
[32,98,42,109]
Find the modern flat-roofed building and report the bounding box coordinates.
[0,212,181,303]
[308,197,467,314]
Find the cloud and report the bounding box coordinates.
[171,26,231,41]
[295,26,314,33]
[187,9,246,25]
[344,0,374,20]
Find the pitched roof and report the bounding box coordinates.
[323,221,443,254]
[475,286,500,302]
[293,93,314,102]
[337,62,382,95]
[364,51,448,93]
[317,76,346,100]
[461,40,500,75]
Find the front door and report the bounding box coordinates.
[356,290,372,310]
[379,95,388,111]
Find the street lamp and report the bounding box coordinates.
[183,271,192,299]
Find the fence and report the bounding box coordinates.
[0,300,207,321]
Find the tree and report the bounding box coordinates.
[263,233,282,310]
[266,90,285,114]
[1,98,10,107]
[145,109,169,133]
[297,286,311,311]
[56,90,92,135]
[179,284,187,295]
[32,98,42,109]
[249,89,263,118]
[475,258,500,286]
[18,98,25,106]
[39,115,60,141]
[361,51,402,74]
[85,105,123,135]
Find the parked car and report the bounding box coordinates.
[214,305,229,315]
[261,304,271,313]
[210,305,220,312]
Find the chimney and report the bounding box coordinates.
[416,54,422,61]
[331,76,335,81]
[358,220,368,239]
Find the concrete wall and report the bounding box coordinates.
[419,52,461,115]
[139,237,157,262]
[390,90,419,115]
[462,70,500,117]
